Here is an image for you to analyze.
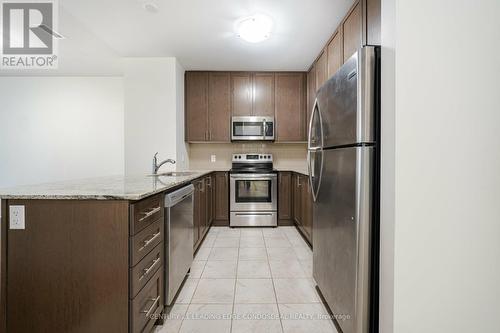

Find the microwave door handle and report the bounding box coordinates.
[262,119,266,140]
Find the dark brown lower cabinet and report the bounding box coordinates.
[1,195,165,333]
[293,173,302,226]
[193,179,202,249]
[213,172,229,226]
[278,172,293,225]
[193,177,207,251]
[193,173,219,252]
[302,175,313,240]
[206,174,214,226]
[292,173,313,245]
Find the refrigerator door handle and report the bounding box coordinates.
[308,99,321,150]
[308,99,324,202]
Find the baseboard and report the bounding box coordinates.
[212,219,229,226]
[278,219,294,226]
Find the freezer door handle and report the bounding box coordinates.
[307,99,323,150]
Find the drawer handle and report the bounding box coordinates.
[139,257,161,281]
[139,231,161,252]
[141,295,160,318]
[139,206,161,222]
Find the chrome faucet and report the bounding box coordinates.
[152,152,176,175]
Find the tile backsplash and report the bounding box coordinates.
[188,143,307,171]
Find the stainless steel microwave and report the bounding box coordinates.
[231,116,275,141]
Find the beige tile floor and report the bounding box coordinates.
[155,226,338,333]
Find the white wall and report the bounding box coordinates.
[0,77,124,188]
[379,0,395,331]
[123,58,179,175]
[0,57,186,185]
[175,60,189,170]
[381,1,500,332]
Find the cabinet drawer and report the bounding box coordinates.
[130,269,163,333]
[131,219,163,267]
[130,242,163,298]
[130,194,163,235]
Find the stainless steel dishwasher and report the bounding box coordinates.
[164,184,194,306]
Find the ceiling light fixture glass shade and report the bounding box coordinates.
[236,14,273,43]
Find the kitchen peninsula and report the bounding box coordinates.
[0,172,211,333]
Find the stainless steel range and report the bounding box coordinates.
[229,153,277,227]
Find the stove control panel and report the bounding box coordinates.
[232,153,273,163]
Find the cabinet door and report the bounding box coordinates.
[214,172,229,222]
[208,72,231,141]
[278,172,292,220]
[293,173,302,226]
[200,179,207,237]
[186,72,208,141]
[306,68,316,134]
[365,0,381,46]
[315,50,328,90]
[275,73,306,142]
[206,175,214,226]
[327,30,343,79]
[302,175,313,241]
[343,2,362,62]
[253,73,275,117]
[193,180,201,248]
[231,73,252,116]
[211,174,216,222]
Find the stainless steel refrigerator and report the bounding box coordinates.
[308,46,380,333]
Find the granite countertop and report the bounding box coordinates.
[278,168,308,176]
[0,168,309,201]
[0,171,212,201]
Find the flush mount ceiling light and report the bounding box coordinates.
[139,0,159,13]
[236,14,273,43]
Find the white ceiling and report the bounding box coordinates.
[1,0,355,75]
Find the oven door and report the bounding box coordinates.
[231,116,275,141]
[230,174,278,211]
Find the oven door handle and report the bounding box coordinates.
[233,177,276,181]
[230,174,277,179]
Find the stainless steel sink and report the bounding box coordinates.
[148,171,197,177]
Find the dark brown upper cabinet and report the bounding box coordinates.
[231,72,275,117]
[275,73,306,142]
[305,0,379,134]
[230,72,253,116]
[187,71,306,142]
[185,72,208,142]
[208,72,231,141]
[306,68,316,132]
[252,73,275,117]
[327,29,343,79]
[315,50,328,90]
[343,2,362,63]
[364,0,381,46]
[186,72,231,142]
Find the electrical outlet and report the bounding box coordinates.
[9,205,25,230]
[210,155,216,162]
